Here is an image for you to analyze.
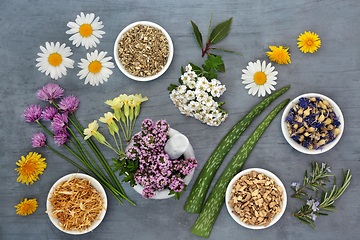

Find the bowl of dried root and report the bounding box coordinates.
[225,168,287,229]
[46,173,107,234]
[281,93,344,154]
[114,21,174,81]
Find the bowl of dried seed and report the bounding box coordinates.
[114,21,174,81]
[225,168,287,229]
[281,93,344,154]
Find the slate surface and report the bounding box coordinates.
[1,0,359,239]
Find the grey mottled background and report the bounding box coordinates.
[1,0,359,239]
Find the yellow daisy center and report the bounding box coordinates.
[88,61,102,73]
[79,24,93,37]
[48,53,62,66]
[254,72,267,85]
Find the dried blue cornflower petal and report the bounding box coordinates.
[285,96,341,150]
[299,97,309,108]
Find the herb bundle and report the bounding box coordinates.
[23,83,134,205]
[291,162,352,229]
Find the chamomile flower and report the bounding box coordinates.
[77,50,115,86]
[66,12,105,50]
[241,60,278,97]
[35,42,74,80]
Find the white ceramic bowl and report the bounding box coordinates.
[113,21,174,81]
[225,168,287,230]
[281,93,344,154]
[46,173,107,234]
[130,128,195,199]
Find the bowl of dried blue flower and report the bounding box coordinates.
[281,93,344,154]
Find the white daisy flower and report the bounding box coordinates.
[77,50,115,86]
[241,60,278,97]
[66,12,105,50]
[35,42,74,80]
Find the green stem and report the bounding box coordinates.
[69,113,126,196]
[37,121,54,137]
[67,126,109,182]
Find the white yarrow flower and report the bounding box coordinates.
[35,42,75,80]
[66,12,105,49]
[77,50,115,86]
[169,65,229,126]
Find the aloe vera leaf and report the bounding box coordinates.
[190,98,290,238]
[184,85,290,213]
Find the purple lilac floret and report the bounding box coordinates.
[22,105,43,122]
[31,132,47,147]
[42,106,58,120]
[54,130,69,146]
[58,95,79,114]
[51,113,68,133]
[124,118,197,199]
[36,83,64,103]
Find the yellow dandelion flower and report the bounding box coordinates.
[15,152,47,185]
[297,31,321,53]
[15,198,38,216]
[266,46,291,64]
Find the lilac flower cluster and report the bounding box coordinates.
[23,83,80,147]
[122,118,197,199]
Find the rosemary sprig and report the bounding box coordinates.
[290,162,333,199]
[291,162,352,229]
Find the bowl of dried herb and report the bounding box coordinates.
[114,21,174,81]
[281,93,344,154]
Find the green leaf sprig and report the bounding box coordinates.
[291,162,352,230]
[190,13,243,72]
